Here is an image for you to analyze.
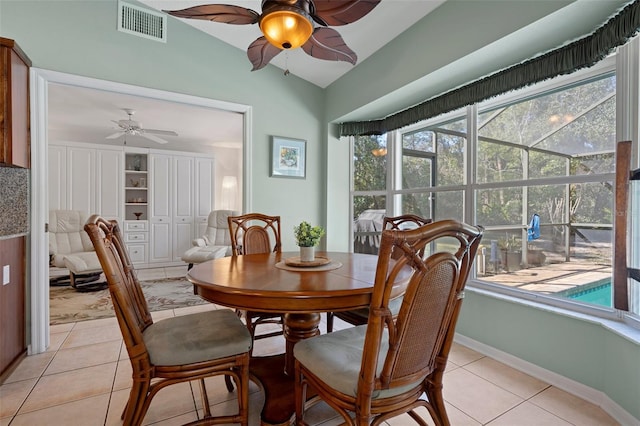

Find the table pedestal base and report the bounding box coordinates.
[250,354,295,426]
[250,313,321,425]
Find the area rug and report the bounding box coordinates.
[50,277,208,325]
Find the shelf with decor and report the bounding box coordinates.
[124,150,150,264]
[125,152,148,221]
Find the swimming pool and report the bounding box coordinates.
[562,281,612,308]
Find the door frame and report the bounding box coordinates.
[29,68,253,354]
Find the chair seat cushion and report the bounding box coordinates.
[144,308,252,366]
[62,251,102,274]
[182,245,229,264]
[294,325,420,399]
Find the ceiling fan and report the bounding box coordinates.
[164,0,381,71]
[106,109,178,144]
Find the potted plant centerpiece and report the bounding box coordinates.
[294,221,325,262]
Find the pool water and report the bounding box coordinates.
[566,283,612,307]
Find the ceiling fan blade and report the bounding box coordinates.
[247,37,282,71]
[311,0,381,26]
[141,133,169,144]
[143,129,179,137]
[302,27,357,65]
[164,4,259,25]
[106,132,124,139]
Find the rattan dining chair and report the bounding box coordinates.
[326,214,432,332]
[84,215,252,426]
[228,213,284,343]
[294,219,483,425]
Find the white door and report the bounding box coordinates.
[173,155,195,262]
[149,153,172,263]
[48,145,67,211]
[194,156,215,236]
[95,149,123,220]
[67,146,95,214]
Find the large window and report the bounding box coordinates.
[475,74,616,306]
[350,56,639,319]
[353,135,387,254]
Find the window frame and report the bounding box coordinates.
[350,48,640,327]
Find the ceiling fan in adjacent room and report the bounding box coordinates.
[164,0,381,71]
[106,108,178,144]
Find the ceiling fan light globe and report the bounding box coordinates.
[259,7,313,50]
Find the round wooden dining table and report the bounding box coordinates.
[187,251,409,425]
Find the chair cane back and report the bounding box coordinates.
[294,219,483,426]
[228,213,284,343]
[326,214,432,332]
[85,215,252,426]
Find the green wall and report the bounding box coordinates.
[319,0,639,422]
[325,0,573,123]
[2,0,639,422]
[0,0,325,249]
[324,0,628,123]
[458,290,640,421]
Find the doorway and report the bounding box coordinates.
[30,68,252,354]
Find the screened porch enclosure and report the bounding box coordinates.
[352,73,618,309]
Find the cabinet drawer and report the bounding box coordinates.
[126,244,147,264]
[125,232,148,243]
[125,220,148,231]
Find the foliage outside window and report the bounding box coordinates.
[475,74,616,305]
[351,70,622,313]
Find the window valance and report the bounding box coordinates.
[339,0,640,137]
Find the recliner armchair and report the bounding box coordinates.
[182,210,239,269]
[49,210,106,291]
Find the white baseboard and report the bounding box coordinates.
[454,333,638,426]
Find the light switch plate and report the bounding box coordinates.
[2,265,9,285]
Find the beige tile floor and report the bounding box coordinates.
[1,268,620,426]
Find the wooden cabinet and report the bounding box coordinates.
[0,236,26,382]
[0,37,31,168]
[0,37,29,381]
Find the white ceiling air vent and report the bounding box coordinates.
[118,1,166,43]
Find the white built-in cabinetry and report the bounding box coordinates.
[149,153,172,263]
[172,154,196,263]
[48,142,122,219]
[148,151,215,264]
[194,156,216,236]
[123,220,148,264]
[48,142,215,268]
[124,149,150,264]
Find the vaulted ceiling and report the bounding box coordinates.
[47,0,629,152]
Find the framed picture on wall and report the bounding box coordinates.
[270,136,306,179]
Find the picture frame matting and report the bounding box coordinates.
[270,136,306,179]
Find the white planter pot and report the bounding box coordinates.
[299,246,315,262]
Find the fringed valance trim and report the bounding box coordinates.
[340,0,640,137]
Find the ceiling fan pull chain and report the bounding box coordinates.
[284,51,290,76]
